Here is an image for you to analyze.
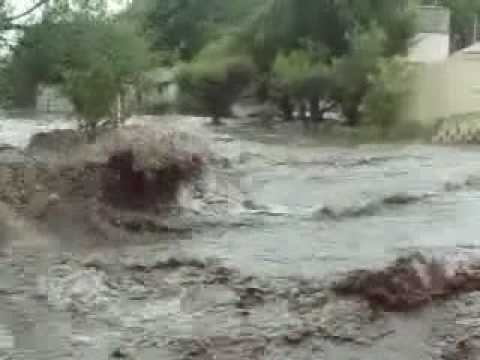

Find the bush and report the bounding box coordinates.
[361,56,414,134]
[177,55,255,124]
[61,18,150,139]
[331,26,387,125]
[63,61,118,130]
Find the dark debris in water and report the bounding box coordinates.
[313,192,434,221]
[333,252,480,312]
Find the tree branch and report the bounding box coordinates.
[0,22,26,31]
[7,0,49,22]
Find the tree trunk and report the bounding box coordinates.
[116,94,123,126]
[309,97,320,124]
[343,104,360,126]
[280,95,293,121]
[85,122,97,144]
[299,101,308,125]
[211,114,222,126]
[257,78,270,103]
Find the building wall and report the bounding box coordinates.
[407,54,480,127]
[406,62,449,125]
[444,56,480,116]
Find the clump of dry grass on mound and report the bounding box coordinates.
[333,253,480,312]
[89,126,206,210]
[0,125,207,218]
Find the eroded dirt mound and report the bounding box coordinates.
[0,126,206,241]
[333,253,480,311]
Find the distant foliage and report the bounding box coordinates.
[177,55,255,124]
[130,0,264,61]
[5,0,466,138]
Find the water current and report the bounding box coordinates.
[1,113,480,359]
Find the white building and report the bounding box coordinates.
[408,6,451,63]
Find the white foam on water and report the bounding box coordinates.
[0,113,75,148]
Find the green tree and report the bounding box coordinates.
[336,0,417,55]
[362,56,414,133]
[243,0,415,70]
[61,17,150,138]
[129,0,263,62]
[177,55,255,125]
[5,20,68,106]
[331,26,387,125]
[236,0,417,124]
[1,0,112,106]
[3,0,150,133]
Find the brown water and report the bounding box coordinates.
[1,113,479,359]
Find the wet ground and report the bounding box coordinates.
[0,113,479,359]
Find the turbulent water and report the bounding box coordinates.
[183,117,480,277]
[0,111,75,148]
[1,112,480,359]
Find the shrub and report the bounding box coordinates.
[361,56,414,134]
[61,18,150,139]
[331,26,387,125]
[63,62,117,136]
[177,55,255,124]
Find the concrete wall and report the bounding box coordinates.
[444,55,480,116]
[407,53,480,126]
[406,62,448,125]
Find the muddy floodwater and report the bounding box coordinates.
[0,113,479,359]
